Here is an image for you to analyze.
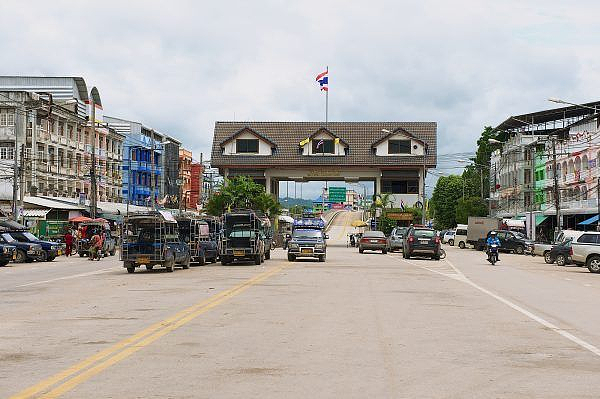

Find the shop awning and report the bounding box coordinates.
[23,209,50,218]
[579,214,599,225]
[536,214,549,226]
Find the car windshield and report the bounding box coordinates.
[414,229,435,238]
[513,232,526,239]
[293,229,322,239]
[364,231,385,238]
[22,232,39,241]
[229,230,253,238]
[1,233,16,243]
[393,228,407,236]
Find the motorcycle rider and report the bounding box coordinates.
[486,231,501,262]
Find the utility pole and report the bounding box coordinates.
[551,137,560,237]
[89,90,97,219]
[422,144,428,225]
[12,102,25,221]
[19,144,25,210]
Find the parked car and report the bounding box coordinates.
[176,217,218,265]
[486,230,533,255]
[287,226,328,262]
[0,243,16,266]
[358,231,388,254]
[533,230,585,262]
[0,231,43,263]
[443,230,455,245]
[545,240,572,266]
[454,225,468,249]
[570,232,600,273]
[121,211,191,273]
[403,227,442,260]
[389,226,407,252]
[0,219,62,262]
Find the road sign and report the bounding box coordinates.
[328,187,346,203]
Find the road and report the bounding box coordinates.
[2,211,600,398]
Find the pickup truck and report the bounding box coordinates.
[569,232,600,273]
[533,230,585,263]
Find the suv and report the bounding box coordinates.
[389,227,407,252]
[220,210,265,265]
[0,231,43,263]
[0,243,16,266]
[287,227,327,262]
[403,227,441,260]
[488,230,533,255]
[570,232,600,273]
[443,230,455,245]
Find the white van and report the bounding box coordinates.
[454,224,468,249]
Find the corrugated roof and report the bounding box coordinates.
[211,121,437,168]
[23,209,50,218]
[495,101,600,131]
[24,197,85,210]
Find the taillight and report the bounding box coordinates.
[379,239,386,244]
[408,236,414,243]
[360,238,369,243]
[569,247,573,256]
[434,236,441,244]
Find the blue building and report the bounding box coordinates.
[105,116,165,206]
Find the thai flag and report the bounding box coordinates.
[316,70,328,91]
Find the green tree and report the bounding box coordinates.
[205,176,281,216]
[455,196,488,224]
[430,175,464,229]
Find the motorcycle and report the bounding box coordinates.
[283,234,291,250]
[487,244,499,265]
[349,234,356,247]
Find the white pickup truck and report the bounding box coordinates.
[533,230,584,263]
[569,231,600,273]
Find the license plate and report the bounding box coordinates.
[301,248,313,254]
[57,250,62,256]
[136,256,150,264]
[419,239,429,243]
[234,250,245,257]
[370,240,378,243]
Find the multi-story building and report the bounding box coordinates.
[162,139,181,204]
[179,148,192,209]
[190,163,203,209]
[490,101,600,233]
[0,77,124,202]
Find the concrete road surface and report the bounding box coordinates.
[2,224,600,398]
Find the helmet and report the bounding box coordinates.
[490,231,497,236]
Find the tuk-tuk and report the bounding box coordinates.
[121,211,190,273]
[220,209,265,265]
[78,221,116,257]
[176,217,218,265]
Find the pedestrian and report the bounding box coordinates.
[89,231,101,261]
[64,230,73,257]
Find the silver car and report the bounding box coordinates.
[389,227,407,252]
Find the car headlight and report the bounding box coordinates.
[314,244,323,249]
[289,243,299,249]
[51,245,58,250]
[3,247,8,254]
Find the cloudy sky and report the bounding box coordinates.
[2,0,600,199]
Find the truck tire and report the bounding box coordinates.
[110,248,116,256]
[544,251,554,264]
[319,255,326,262]
[182,256,191,269]
[165,259,174,272]
[127,267,135,274]
[587,255,600,273]
[265,250,271,260]
[221,258,230,266]
[287,254,296,262]
[124,261,135,273]
[448,239,454,246]
[46,256,56,262]
[0,260,9,267]
[198,253,206,266]
[254,254,261,265]
[515,245,525,255]
[458,241,465,249]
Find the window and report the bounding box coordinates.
[312,139,334,154]
[0,109,15,127]
[382,179,419,194]
[236,139,259,153]
[577,234,600,244]
[388,140,411,154]
[0,146,14,160]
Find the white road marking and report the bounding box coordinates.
[12,267,118,288]
[392,254,600,358]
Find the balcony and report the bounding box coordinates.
[59,137,68,145]
[50,134,58,143]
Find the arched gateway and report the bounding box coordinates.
[211,122,437,209]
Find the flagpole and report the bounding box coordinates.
[325,66,329,127]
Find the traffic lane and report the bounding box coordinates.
[441,244,600,349]
[0,256,286,397]
[0,254,119,291]
[53,245,600,398]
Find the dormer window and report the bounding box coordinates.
[388,140,411,154]
[312,139,335,154]
[236,139,259,154]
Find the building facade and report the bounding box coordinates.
[0,78,124,203]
